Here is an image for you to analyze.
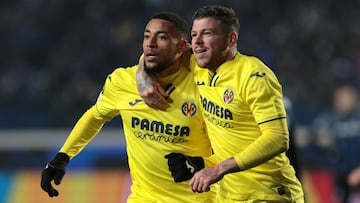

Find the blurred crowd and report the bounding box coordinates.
[1,0,359,127]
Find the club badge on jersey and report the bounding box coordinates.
[181,99,197,117]
[223,87,234,104]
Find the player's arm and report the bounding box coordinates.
[40,106,110,197]
[136,56,170,110]
[59,106,110,157]
[136,48,192,110]
[40,72,118,197]
[235,60,289,170]
[190,119,289,192]
[234,118,289,169]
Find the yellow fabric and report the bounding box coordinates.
[60,106,109,157]
[216,193,305,203]
[192,52,304,202]
[204,154,218,167]
[234,119,289,170]
[59,64,216,202]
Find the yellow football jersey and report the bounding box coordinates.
[191,52,304,202]
[61,64,216,203]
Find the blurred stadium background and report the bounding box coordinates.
[1,0,359,202]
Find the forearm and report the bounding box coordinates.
[215,157,240,177]
[136,59,154,93]
[234,118,289,170]
[60,106,109,158]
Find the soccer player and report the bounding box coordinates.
[137,5,305,202]
[40,12,216,203]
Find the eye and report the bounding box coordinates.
[158,34,168,40]
[203,31,212,35]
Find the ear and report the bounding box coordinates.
[177,39,188,54]
[228,32,238,48]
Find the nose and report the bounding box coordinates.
[146,36,157,48]
[192,34,203,45]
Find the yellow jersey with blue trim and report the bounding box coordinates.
[192,52,304,202]
[95,65,215,203]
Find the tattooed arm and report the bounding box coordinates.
[136,58,171,110]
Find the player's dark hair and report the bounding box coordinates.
[151,12,189,40]
[193,5,240,34]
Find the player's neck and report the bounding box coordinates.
[209,48,237,72]
[156,59,182,88]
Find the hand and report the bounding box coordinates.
[190,158,239,193]
[165,153,204,182]
[40,153,69,197]
[190,167,223,193]
[139,81,172,110]
[136,59,172,110]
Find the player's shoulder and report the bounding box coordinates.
[236,52,268,70]
[112,65,138,75]
[110,65,137,79]
[106,65,138,87]
[236,52,277,77]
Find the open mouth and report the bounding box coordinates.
[145,52,157,61]
[194,48,207,57]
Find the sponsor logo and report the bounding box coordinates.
[185,160,195,173]
[196,81,205,86]
[250,72,266,77]
[132,117,190,137]
[129,99,143,106]
[131,117,190,143]
[200,95,233,120]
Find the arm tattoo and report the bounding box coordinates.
[136,65,155,93]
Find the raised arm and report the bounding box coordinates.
[136,58,171,110]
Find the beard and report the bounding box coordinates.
[144,60,175,75]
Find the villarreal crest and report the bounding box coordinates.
[223,87,234,104]
[181,100,197,117]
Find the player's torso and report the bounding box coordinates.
[105,66,214,202]
[192,54,303,201]
[193,54,262,160]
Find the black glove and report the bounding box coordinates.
[40,152,70,197]
[164,153,204,182]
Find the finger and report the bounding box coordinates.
[190,176,198,193]
[141,85,170,110]
[147,103,161,110]
[201,182,209,193]
[54,172,65,185]
[41,170,54,192]
[152,92,170,110]
[52,189,59,197]
[196,180,204,193]
[165,96,174,103]
[139,87,157,103]
[48,189,59,197]
[40,179,58,197]
[157,84,169,98]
